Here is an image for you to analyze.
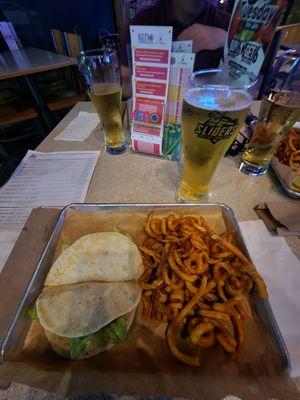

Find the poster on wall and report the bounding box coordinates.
[223,0,287,78]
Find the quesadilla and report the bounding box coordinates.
[29,230,144,360]
[45,232,143,286]
[33,281,141,360]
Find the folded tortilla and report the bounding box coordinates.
[43,309,136,360]
[36,281,142,338]
[45,232,143,286]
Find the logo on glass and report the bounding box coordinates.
[194,111,239,144]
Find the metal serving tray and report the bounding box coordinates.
[270,164,300,199]
[0,203,290,372]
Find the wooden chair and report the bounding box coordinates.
[34,29,86,117]
[51,29,67,55]
[0,85,45,185]
[0,149,19,186]
[63,31,83,58]
[0,80,38,127]
[278,23,300,48]
[0,120,44,186]
[0,22,40,127]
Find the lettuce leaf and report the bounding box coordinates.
[69,337,87,360]
[69,316,127,359]
[97,314,127,346]
[28,305,39,322]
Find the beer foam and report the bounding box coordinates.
[185,88,252,111]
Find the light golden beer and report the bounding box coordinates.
[242,90,300,169]
[178,88,252,201]
[89,83,125,150]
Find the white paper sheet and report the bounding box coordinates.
[0,230,20,272]
[0,150,100,207]
[239,220,300,378]
[0,207,32,273]
[0,150,100,272]
[0,207,32,229]
[55,111,100,141]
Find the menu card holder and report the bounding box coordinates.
[129,26,195,159]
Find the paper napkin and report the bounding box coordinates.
[239,220,300,377]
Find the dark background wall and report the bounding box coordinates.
[0,0,116,52]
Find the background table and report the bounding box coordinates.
[1,100,299,399]
[0,47,77,80]
[0,47,78,131]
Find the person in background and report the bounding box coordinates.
[121,0,230,97]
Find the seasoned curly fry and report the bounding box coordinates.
[197,309,231,322]
[274,128,300,172]
[168,252,198,282]
[211,234,268,299]
[216,332,237,353]
[166,323,201,366]
[175,276,208,324]
[232,315,245,351]
[189,322,214,346]
[290,150,300,171]
[139,212,268,366]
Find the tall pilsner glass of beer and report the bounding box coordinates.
[177,70,253,201]
[238,52,300,176]
[78,48,127,154]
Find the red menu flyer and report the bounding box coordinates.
[130,25,172,155]
[132,97,164,125]
[224,0,287,77]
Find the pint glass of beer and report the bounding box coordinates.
[238,51,300,176]
[177,69,253,201]
[78,48,127,154]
